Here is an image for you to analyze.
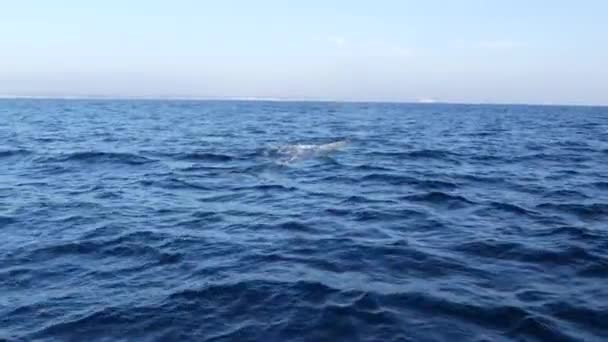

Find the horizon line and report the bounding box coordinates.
[0,94,606,108]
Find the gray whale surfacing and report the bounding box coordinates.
[273,140,348,163]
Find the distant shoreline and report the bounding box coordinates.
[0,95,605,108]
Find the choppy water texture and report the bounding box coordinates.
[1,100,608,341]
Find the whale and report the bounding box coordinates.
[271,140,348,163]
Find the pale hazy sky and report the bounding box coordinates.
[1,0,607,105]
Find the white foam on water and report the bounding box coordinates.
[273,140,348,164]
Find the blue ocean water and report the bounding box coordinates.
[1,99,607,341]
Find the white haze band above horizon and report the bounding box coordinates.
[1,0,607,106]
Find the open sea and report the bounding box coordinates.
[1,99,607,341]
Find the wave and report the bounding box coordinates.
[276,220,318,233]
[176,152,234,162]
[368,149,461,161]
[0,215,16,226]
[456,240,605,267]
[468,153,505,162]
[359,173,456,189]
[46,151,155,165]
[341,195,397,204]
[543,301,608,337]
[476,202,540,218]
[537,202,608,221]
[402,191,475,208]
[407,149,460,160]
[139,177,213,191]
[323,206,427,223]
[233,184,298,192]
[196,193,243,203]
[531,225,604,242]
[542,189,589,200]
[589,181,608,190]
[354,208,426,222]
[351,164,394,172]
[13,230,183,267]
[454,174,509,184]
[361,173,417,185]
[0,148,32,159]
[577,261,608,278]
[511,152,590,163]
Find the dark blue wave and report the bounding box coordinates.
[44,151,156,165]
[0,148,32,159]
[457,240,606,267]
[537,202,608,221]
[402,191,475,208]
[176,152,235,162]
[0,215,16,226]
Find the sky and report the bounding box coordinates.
[1,0,607,105]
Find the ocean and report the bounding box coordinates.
[1,99,607,341]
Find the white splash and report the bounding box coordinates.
[272,140,348,164]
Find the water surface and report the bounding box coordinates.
[1,100,607,341]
